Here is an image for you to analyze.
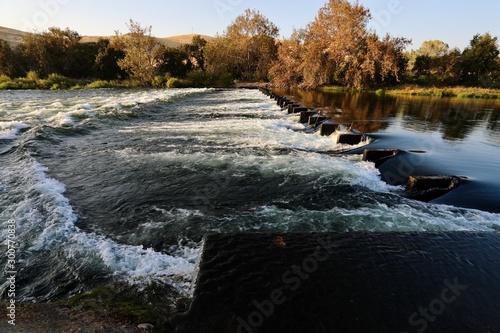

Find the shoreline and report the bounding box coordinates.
[318,84,500,99]
[0,301,146,333]
[2,77,499,100]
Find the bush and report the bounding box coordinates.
[0,74,11,83]
[151,75,168,88]
[26,70,40,81]
[166,77,182,88]
[46,73,76,89]
[86,80,117,89]
[0,81,20,89]
[187,69,214,87]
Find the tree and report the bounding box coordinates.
[184,35,207,71]
[360,33,410,87]
[112,19,163,85]
[416,40,450,57]
[0,39,16,77]
[94,38,126,80]
[271,0,410,89]
[408,40,461,85]
[18,27,82,77]
[269,29,306,86]
[205,9,279,81]
[300,0,371,88]
[461,33,500,87]
[157,45,192,78]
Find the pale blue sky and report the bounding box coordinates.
[0,0,499,50]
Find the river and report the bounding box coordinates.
[0,88,499,302]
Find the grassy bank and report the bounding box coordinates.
[318,85,500,99]
[0,72,131,90]
[382,85,500,99]
[0,69,236,90]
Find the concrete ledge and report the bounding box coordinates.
[319,121,339,136]
[363,148,401,166]
[286,103,300,113]
[308,115,327,126]
[337,133,364,145]
[172,232,500,333]
[405,175,462,201]
[291,106,308,114]
[299,110,317,124]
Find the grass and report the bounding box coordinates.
[317,85,500,99]
[383,85,500,99]
[0,71,235,90]
[62,281,189,332]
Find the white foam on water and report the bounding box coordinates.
[0,121,30,139]
[0,157,198,292]
[249,202,500,232]
[0,88,209,129]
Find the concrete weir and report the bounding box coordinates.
[405,175,462,202]
[363,148,401,167]
[172,232,500,333]
[258,88,462,202]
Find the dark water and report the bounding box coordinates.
[0,88,499,303]
[176,232,500,333]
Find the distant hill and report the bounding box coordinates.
[80,33,213,48]
[0,26,26,46]
[0,26,212,47]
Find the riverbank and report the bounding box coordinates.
[319,84,500,99]
[0,281,186,333]
[0,301,145,333]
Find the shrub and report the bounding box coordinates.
[151,75,167,88]
[0,74,11,83]
[187,69,214,87]
[0,81,20,89]
[166,77,181,88]
[86,80,117,89]
[26,70,40,81]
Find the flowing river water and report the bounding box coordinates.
[0,88,499,302]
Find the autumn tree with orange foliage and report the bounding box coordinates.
[205,9,279,82]
[271,0,410,89]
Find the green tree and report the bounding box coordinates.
[205,9,279,81]
[461,33,500,87]
[409,40,461,85]
[18,27,82,77]
[157,45,192,78]
[0,39,16,77]
[112,19,163,85]
[94,38,126,80]
[184,35,207,71]
[417,40,450,57]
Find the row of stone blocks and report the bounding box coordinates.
[259,88,365,145]
[259,88,462,201]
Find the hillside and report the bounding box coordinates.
[80,33,213,48]
[0,26,212,47]
[0,26,26,45]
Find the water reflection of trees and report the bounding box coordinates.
[275,89,500,140]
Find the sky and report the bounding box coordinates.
[0,0,499,50]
